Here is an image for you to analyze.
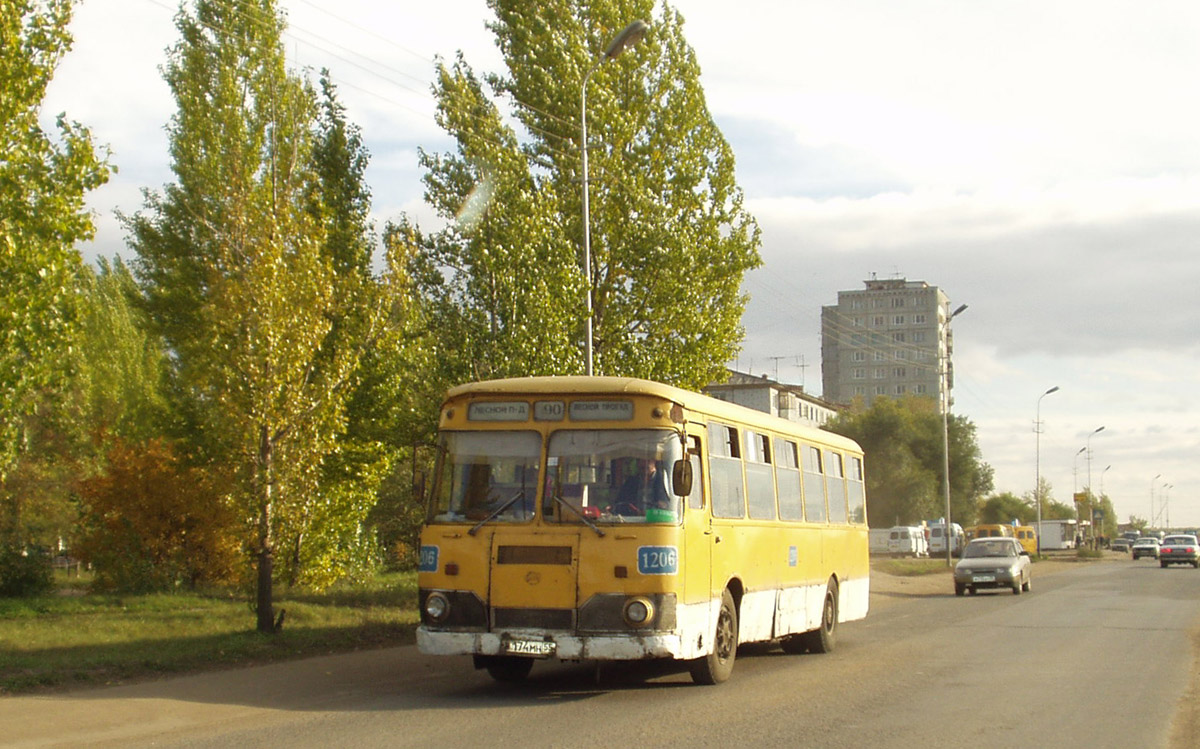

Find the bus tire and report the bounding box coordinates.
[690,589,737,685]
[481,655,534,682]
[802,579,838,654]
[780,633,807,654]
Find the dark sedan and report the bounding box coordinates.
[1158,535,1200,568]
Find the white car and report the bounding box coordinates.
[1131,536,1161,560]
[954,538,1032,596]
[1158,535,1200,568]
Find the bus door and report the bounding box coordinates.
[680,432,711,614]
[704,422,746,630]
[487,532,581,635]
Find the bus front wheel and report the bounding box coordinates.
[479,655,534,682]
[690,589,738,685]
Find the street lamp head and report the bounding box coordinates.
[950,303,969,319]
[1076,446,1087,456]
[603,20,649,59]
[1093,426,1106,435]
[1045,385,1060,395]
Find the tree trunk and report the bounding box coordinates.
[256,542,275,633]
[255,424,276,633]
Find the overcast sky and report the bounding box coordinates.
[44,0,1200,526]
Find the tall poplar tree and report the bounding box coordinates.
[128,0,394,630]
[826,397,995,528]
[0,0,109,564]
[414,0,761,390]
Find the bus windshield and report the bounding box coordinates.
[428,431,541,524]
[543,429,683,524]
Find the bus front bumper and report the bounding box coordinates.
[417,628,687,661]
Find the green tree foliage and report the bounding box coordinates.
[1,1,110,594]
[979,492,1034,525]
[412,0,761,390]
[1042,500,1076,520]
[825,397,994,528]
[75,438,240,591]
[77,259,171,445]
[128,0,402,630]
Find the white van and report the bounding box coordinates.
[870,528,892,555]
[928,522,965,556]
[888,525,929,557]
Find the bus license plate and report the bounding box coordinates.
[502,639,556,658]
[973,575,996,583]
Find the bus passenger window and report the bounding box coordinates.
[708,423,745,519]
[802,445,826,523]
[847,456,866,524]
[775,438,803,521]
[825,450,848,524]
[745,430,776,520]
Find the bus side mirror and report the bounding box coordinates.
[672,459,693,497]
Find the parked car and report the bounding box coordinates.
[1158,535,1200,568]
[1131,536,1161,560]
[1111,537,1132,553]
[954,537,1032,596]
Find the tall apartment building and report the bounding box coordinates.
[821,277,956,410]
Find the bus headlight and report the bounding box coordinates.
[623,596,655,628]
[424,592,451,624]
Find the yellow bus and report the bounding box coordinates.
[1013,525,1037,554]
[416,376,869,685]
[966,523,1014,541]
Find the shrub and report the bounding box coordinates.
[75,438,240,592]
[0,547,53,597]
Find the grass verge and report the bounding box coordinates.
[872,558,950,576]
[0,571,418,695]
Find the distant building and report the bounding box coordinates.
[704,370,840,428]
[820,277,957,410]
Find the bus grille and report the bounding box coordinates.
[493,607,574,630]
[496,545,573,565]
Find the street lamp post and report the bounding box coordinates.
[1034,386,1060,556]
[1073,446,1086,544]
[1086,426,1105,545]
[941,303,968,566]
[1073,446,1086,494]
[1150,473,1161,531]
[580,20,649,376]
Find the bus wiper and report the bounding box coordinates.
[551,494,606,537]
[468,490,525,536]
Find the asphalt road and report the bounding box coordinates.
[3,560,1198,748]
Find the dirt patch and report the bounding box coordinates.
[869,557,1078,608]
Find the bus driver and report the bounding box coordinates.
[615,459,670,515]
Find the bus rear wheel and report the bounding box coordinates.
[690,589,738,685]
[479,655,534,682]
[801,579,838,654]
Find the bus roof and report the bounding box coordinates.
[445,376,862,453]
